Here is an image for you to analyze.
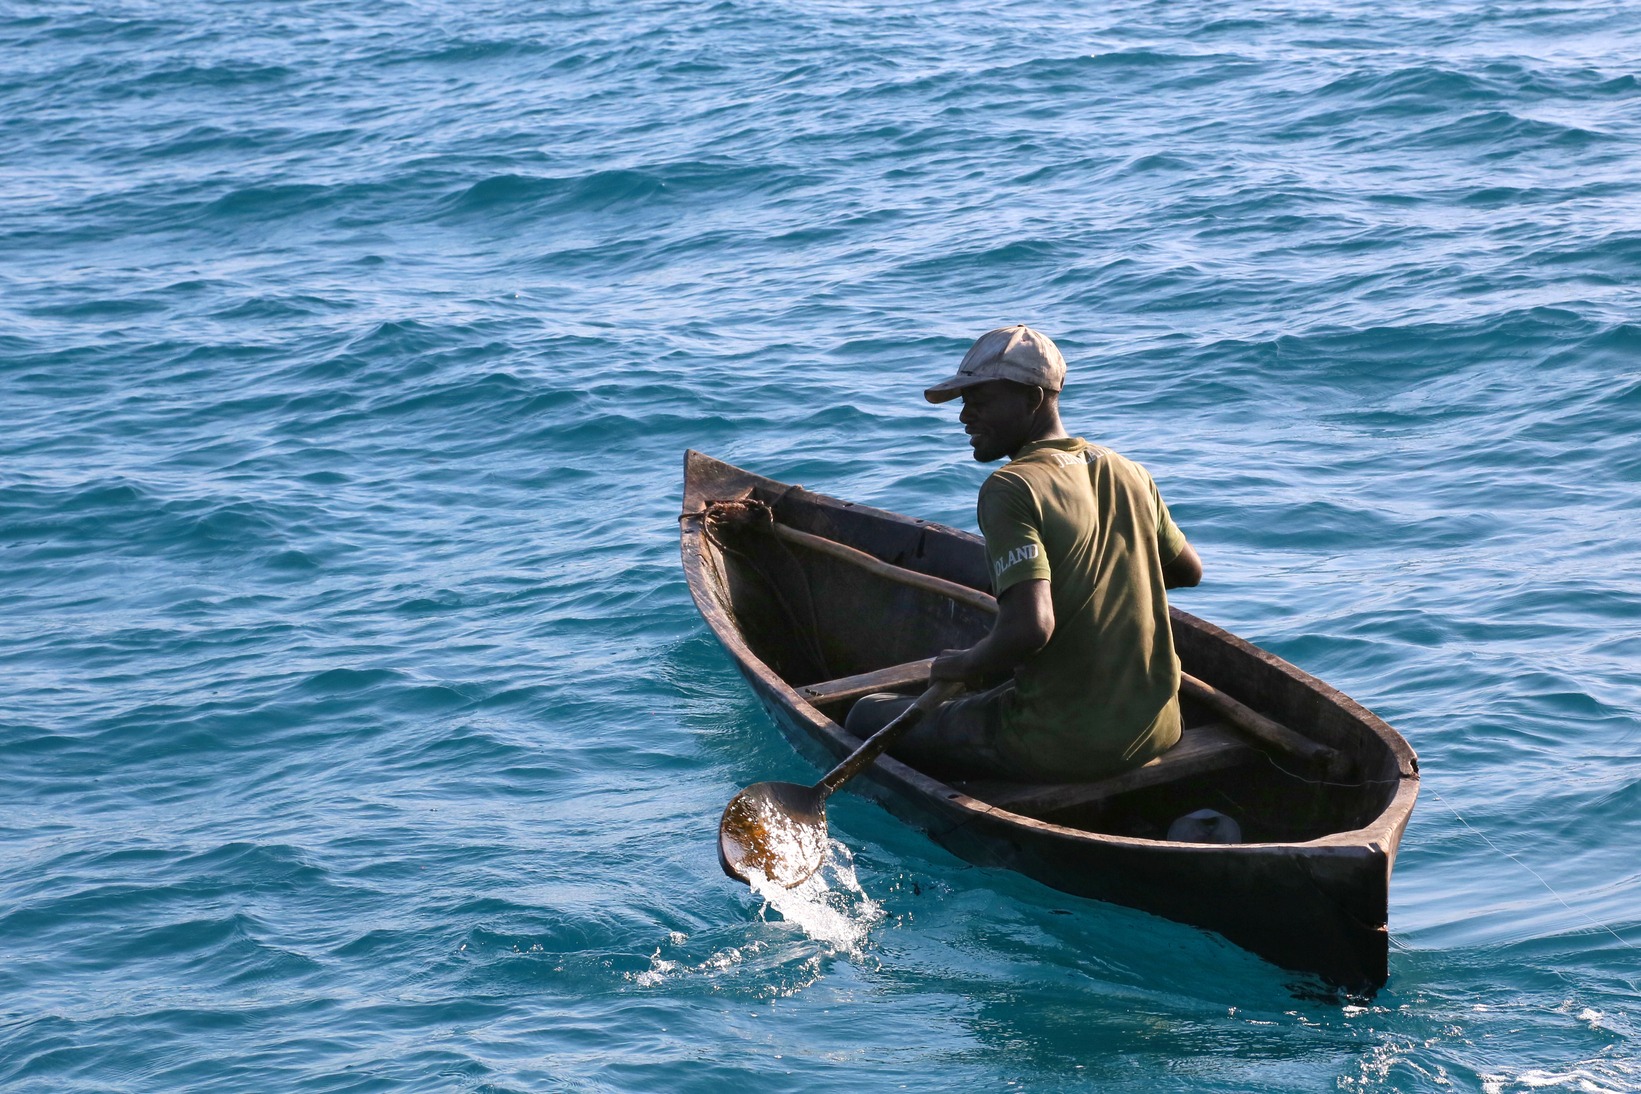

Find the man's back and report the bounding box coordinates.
[979,437,1187,779]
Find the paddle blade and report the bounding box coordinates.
[717,780,828,889]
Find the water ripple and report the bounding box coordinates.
[2,0,1639,1089]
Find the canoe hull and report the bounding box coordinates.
[683,450,1418,990]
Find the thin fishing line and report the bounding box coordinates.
[1259,752,1637,950]
[1427,782,1638,953]
[1257,749,1399,788]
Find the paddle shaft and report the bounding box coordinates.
[816,679,963,797]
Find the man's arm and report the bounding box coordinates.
[930,578,1053,686]
[1163,541,1203,589]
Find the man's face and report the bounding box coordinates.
[958,381,1040,462]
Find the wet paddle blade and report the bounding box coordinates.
[717,780,828,889]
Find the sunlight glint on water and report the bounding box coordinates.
[748,841,885,955]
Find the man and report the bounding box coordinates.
[846,324,1202,782]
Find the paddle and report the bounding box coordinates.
[718,679,963,888]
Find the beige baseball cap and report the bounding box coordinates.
[924,324,1067,404]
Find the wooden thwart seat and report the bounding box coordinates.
[798,658,933,707]
[952,721,1255,817]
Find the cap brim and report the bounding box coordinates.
[923,375,975,404]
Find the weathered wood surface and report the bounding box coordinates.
[681,449,1420,990]
[798,658,934,706]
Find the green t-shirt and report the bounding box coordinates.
[978,437,1188,780]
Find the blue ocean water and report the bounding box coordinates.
[2,0,1638,1089]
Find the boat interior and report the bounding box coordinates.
[699,501,1403,845]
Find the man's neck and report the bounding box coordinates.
[1015,409,1070,453]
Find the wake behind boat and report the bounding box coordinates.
[681,450,1419,989]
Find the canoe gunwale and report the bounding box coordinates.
[682,449,1421,988]
[681,450,1418,856]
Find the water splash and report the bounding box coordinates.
[746,838,884,954]
[624,843,884,993]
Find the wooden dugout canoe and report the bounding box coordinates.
[680,450,1419,990]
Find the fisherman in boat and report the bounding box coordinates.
[846,324,1203,782]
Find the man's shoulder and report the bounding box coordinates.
[993,438,1118,480]
[979,463,1036,506]
[981,462,1030,488]
[1045,438,1155,485]
[983,440,1164,514]
[976,465,1038,536]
